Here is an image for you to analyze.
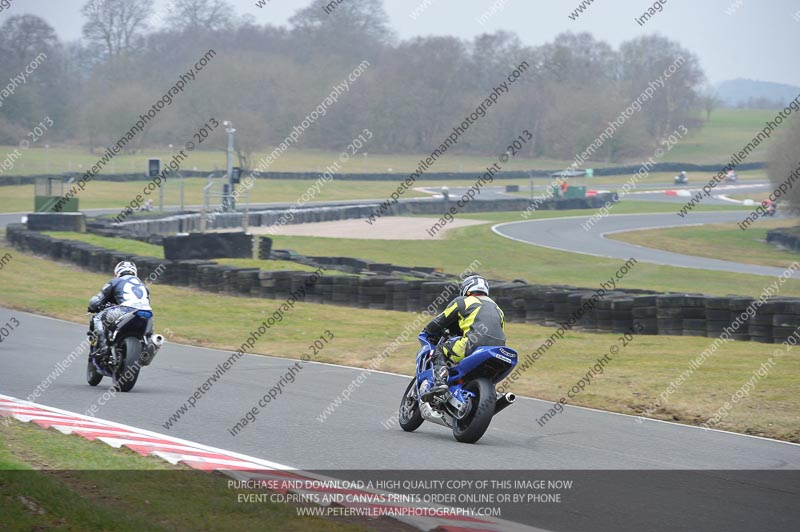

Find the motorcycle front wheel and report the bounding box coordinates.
[86,357,103,386]
[452,377,496,444]
[398,377,424,432]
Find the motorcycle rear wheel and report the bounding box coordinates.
[398,378,424,432]
[452,378,496,444]
[113,337,143,392]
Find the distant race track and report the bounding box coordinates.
[493,210,795,278]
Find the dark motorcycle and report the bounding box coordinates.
[87,308,164,392]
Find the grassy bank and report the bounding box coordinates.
[608,219,799,268]
[1,235,798,442]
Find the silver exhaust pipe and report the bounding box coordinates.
[495,392,516,414]
[141,334,165,366]
[420,399,451,428]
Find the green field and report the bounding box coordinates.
[0,177,433,213]
[0,144,569,178]
[0,108,778,214]
[662,109,776,164]
[0,109,775,181]
[608,219,798,268]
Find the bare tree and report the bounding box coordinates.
[619,36,705,138]
[166,0,235,32]
[700,89,722,121]
[81,0,153,58]
[289,0,393,60]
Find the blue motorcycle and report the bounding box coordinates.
[398,332,518,443]
[87,308,164,392]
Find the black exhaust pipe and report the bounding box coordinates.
[494,392,516,414]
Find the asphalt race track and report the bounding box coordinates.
[1,309,799,531]
[493,211,795,278]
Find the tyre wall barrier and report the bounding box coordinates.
[8,223,798,343]
[162,233,254,260]
[766,228,800,253]
[103,194,618,237]
[26,213,87,232]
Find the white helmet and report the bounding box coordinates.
[114,261,137,278]
[460,275,489,297]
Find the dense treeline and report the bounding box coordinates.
[0,0,706,167]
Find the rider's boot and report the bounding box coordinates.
[90,324,109,360]
[422,349,450,401]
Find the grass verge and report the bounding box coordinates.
[41,232,337,274]
[0,234,798,442]
[0,419,377,532]
[607,219,799,269]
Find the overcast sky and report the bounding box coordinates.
[4,0,800,86]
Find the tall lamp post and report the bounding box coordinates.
[223,121,236,211]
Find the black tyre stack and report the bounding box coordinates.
[406,280,423,313]
[609,297,634,333]
[420,281,456,315]
[770,299,800,344]
[579,293,600,332]
[221,266,239,294]
[196,264,218,292]
[317,275,335,304]
[594,297,615,332]
[331,275,358,306]
[657,294,694,336]
[290,272,316,303]
[229,268,251,295]
[492,283,516,323]
[358,276,391,309]
[259,271,292,299]
[680,295,708,337]
[703,297,731,338]
[727,297,753,341]
[631,295,658,334]
[565,292,588,331]
[523,287,550,325]
[509,288,528,323]
[749,300,775,343]
[386,280,410,311]
[545,289,570,326]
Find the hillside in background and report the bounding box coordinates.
[715,78,800,108]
